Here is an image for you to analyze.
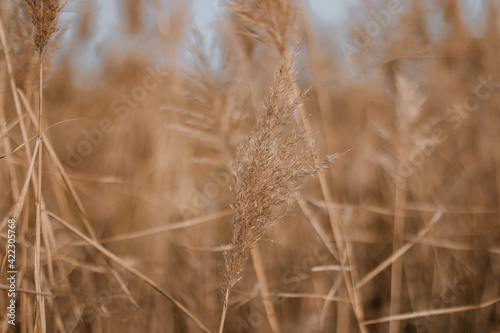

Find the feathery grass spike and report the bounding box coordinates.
[219,54,336,332]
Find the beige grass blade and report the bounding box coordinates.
[0,284,51,296]
[320,275,344,329]
[298,199,337,258]
[362,296,500,325]
[99,209,233,243]
[0,139,39,274]
[356,210,443,289]
[11,139,39,219]
[270,292,348,303]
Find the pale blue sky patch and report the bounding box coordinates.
[57,0,352,73]
[309,0,356,23]
[54,0,489,78]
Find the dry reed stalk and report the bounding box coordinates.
[219,56,335,333]
[24,1,65,331]
[249,247,281,333]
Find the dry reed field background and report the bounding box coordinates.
[0,0,500,332]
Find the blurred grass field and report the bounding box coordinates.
[1,0,500,332]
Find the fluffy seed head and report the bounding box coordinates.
[224,55,336,290]
[224,0,301,56]
[25,0,66,54]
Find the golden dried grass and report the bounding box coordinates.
[0,0,498,332]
